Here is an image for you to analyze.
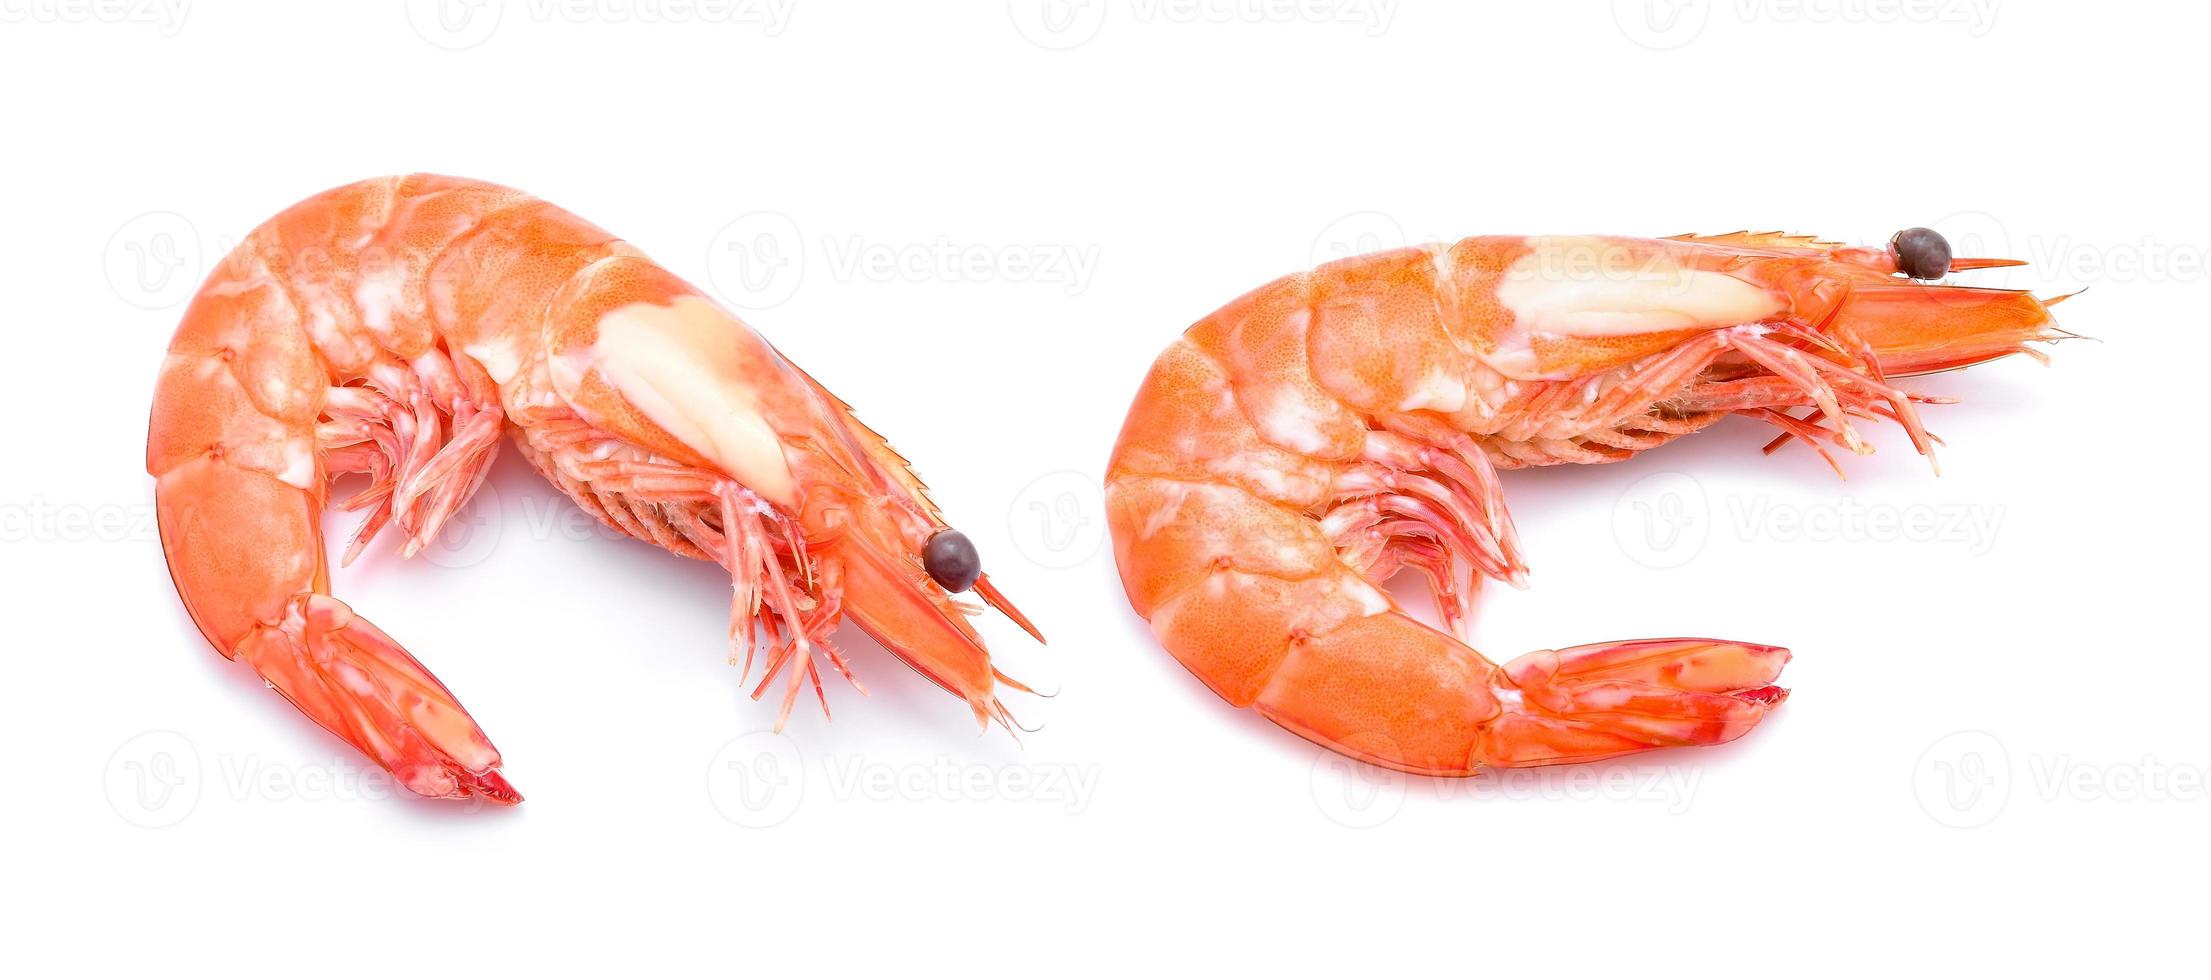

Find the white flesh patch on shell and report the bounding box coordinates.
[1398,364,1468,413]
[560,295,797,507]
[1485,236,1786,380]
[1344,577,1392,616]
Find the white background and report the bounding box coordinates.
[3,1,2202,975]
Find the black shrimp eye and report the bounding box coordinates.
[1892,227,1952,280]
[923,529,981,593]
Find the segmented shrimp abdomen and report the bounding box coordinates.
[1106,334,1341,512]
[424,189,628,368]
[149,239,330,652]
[146,174,549,651]
[1106,246,1528,773]
[1105,279,1362,701]
[1253,612,1501,775]
[1106,260,1426,710]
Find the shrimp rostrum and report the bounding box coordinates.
[1106,229,2065,775]
[149,175,1040,804]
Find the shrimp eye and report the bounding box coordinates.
[1891,227,1952,280]
[923,529,981,592]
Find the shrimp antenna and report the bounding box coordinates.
[985,699,1041,740]
[2042,286,2091,309]
[975,574,1045,644]
[993,668,1059,699]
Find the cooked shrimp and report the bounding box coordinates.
[1106,229,2063,774]
[149,174,1040,804]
